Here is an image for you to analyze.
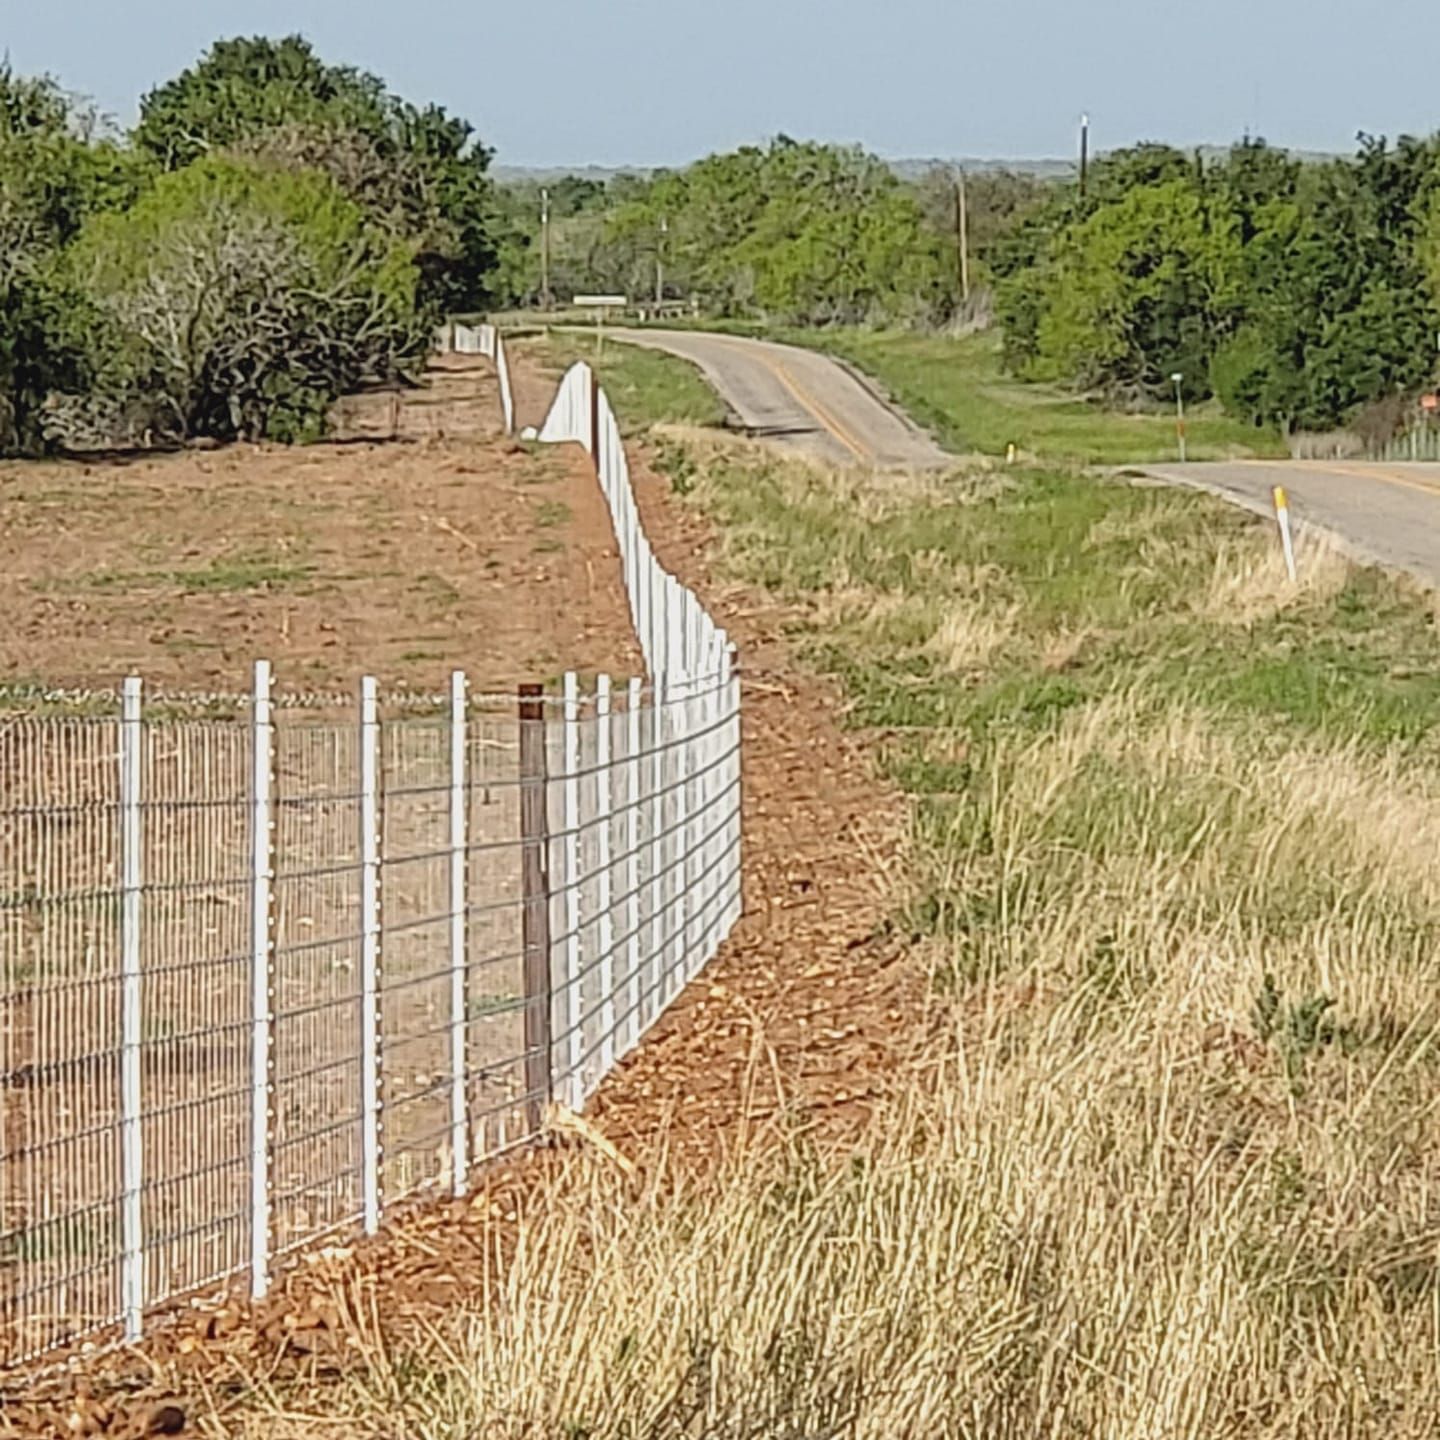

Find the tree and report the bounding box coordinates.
[1009,179,1242,398]
[135,36,496,310]
[51,158,427,447]
[0,65,139,453]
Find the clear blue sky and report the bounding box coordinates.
[5,0,1439,167]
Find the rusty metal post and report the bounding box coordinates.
[519,683,553,1133]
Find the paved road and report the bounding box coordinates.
[1142,460,1440,587]
[609,328,949,469]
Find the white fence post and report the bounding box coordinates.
[359,675,382,1234]
[449,670,469,1196]
[648,672,667,1035]
[626,677,643,1058]
[249,660,274,1301]
[497,336,515,435]
[596,676,616,1075]
[562,673,584,1109]
[119,675,144,1342]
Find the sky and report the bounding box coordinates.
[4,0,1440,169]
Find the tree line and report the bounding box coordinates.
[992,137,1440,435]
[11,32,1429,455]
[488,142,1046,328]
[0,36,493,454]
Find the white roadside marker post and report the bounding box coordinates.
[1272,485,1298,582]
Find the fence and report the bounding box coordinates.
[0,352,742,1365]
[444,322,515,436]
[1370,423,1440,462]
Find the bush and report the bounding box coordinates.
[50,157,428,448]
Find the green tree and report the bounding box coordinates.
[52,157,426,447]
[0,65,139,453]
[135,36,495,310]
[1013,179,1242,398]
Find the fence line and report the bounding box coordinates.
[1371,424,1440,462]
[0,349,742,1365]
[445,322,515,435]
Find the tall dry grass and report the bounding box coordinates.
[229,443,1440,1437]
[236,691,1440,1439]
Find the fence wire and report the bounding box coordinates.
[1,348,743,1365]
[0,666,740,1363]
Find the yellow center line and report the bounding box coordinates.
[1247,458,1440,501]
[707,335,872,462]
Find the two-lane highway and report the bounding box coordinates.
[1141,460,1440,587]
[608,328,949,469]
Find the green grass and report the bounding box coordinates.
[517,333,727,435]
[691,452,1440,752]
[50,554,315,595]
[767,327,1286,465]
[671,439,1440,974]
[533,498,571,529]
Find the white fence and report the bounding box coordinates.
[444,322,515,436]
[0,353,742,1364]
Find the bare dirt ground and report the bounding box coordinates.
[1,357,923,1438]
[0,357,640,696]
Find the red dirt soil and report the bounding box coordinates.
[0,357,923,1438]
[0,358,639,696]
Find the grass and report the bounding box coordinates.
[768,326,1287,465]
[224,342,1440,1436]
[48,553,316,595]
[232,446,1440,1435]
[515,333,727,436]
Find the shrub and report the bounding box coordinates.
[50,157,429,448]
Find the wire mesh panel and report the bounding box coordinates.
[0,716,125,1361]
[138,721,251,1321]
[380,717,452,1204]
[465,710,529,1160]
[270,718,364,1256]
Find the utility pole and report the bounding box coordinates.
[540,187,552,311]
[954,169,971,304]
[1079,113,1090,199]
[656,215,668,305]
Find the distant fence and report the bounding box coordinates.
[1370,424,1440,462]
[0,351,742,1364]
[440,321,515,436]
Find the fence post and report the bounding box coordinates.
[359,675,382,1235]
[595,676,616,1075]
[589,367,601,463]
[119,675,144,1342]
[449,671,469,1196]
[648,670,667,1036]
[249,660,275,1300]
[626,677,643,1058]
[519,683,553,1134]
[561,674,584,1108]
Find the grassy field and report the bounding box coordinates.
[241,347,1440,1435]
[756,324,1288,464]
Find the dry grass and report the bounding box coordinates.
[223,690,1440,1438]
[215,433,1440,1437]
[1191,527,1352,626]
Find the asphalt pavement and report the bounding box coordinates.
[608,328,949,469]
[1140,460,1440,588]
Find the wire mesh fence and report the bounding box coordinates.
[1,341,744,1364]
[0,661,741,1362]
